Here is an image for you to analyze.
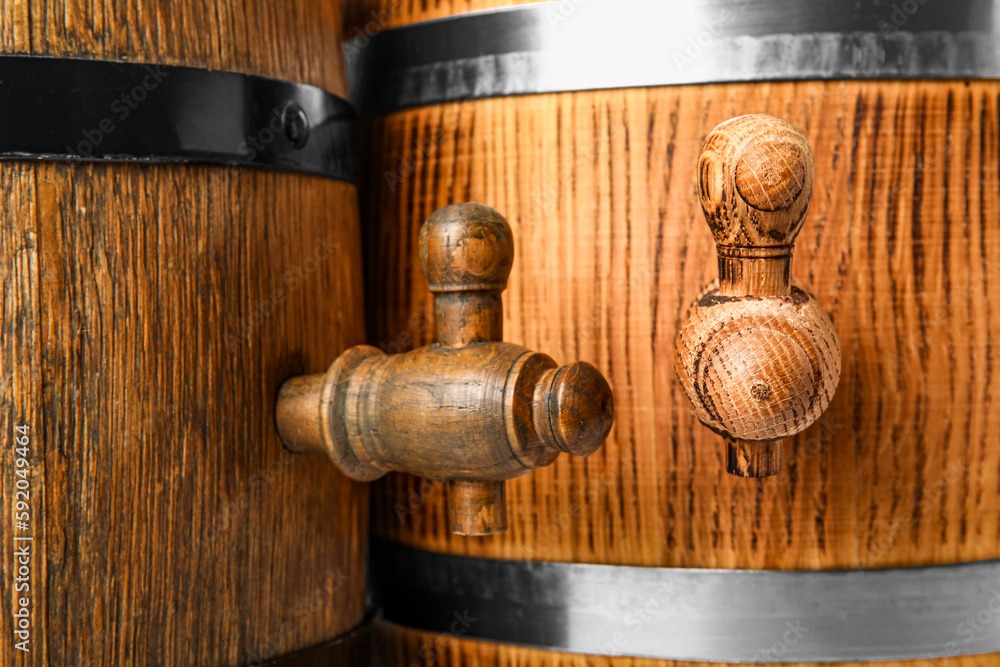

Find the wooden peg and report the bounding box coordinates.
[450,480,507,536]
[276,203,615,534]
[676,115,841,478]
[420,202,513,347]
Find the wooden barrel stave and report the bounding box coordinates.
[2,1,347,92]
[360,80,1000,572]
[346,25,1000,663]
[0,2,368,666]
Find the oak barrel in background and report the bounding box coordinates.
[343,0,1000,665]
[0,2,368,665]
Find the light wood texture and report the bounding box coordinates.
[675,115,841,477]
[676,278,840,447]
[0,2,367,666]
[275,203,615,535]
[358,79,1000,574]
[347,6,998,665]
[698,115,814,265]
[373,622,1000,667]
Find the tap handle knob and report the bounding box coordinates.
[420,202,514,347]
[677,115,839,478]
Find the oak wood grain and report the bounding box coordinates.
[0,163,369,667]
[348,4,1000,665]
[0,2,367,666]
[358,79,1000,575]
[2,0,349,94]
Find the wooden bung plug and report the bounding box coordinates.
[675,114,841,478]
[276,203,615,535]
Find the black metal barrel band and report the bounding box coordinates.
[0,55,355,182]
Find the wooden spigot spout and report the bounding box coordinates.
[277,203,615,534]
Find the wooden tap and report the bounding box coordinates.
[676,115,841,478]
[276,203,615,534]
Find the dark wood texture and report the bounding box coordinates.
[2,1,349,93]
[1,163,369,667]
[0,2,368,666]
[725,438,784,478]
[356,78,1000,578]
[676,114,842,477]
[275,204,614,535]
[260,621,372,667]
[450,480,507,536]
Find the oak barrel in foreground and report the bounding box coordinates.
[1,2,368,665]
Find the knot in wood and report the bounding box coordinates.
[750,380,772,402]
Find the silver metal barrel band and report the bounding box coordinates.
[345,0,1000,115]
[368,536,1000,663]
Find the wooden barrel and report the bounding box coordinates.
[0,3,368,666]
[344,1,1000,665]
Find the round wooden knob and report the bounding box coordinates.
[419,202,514,292]
[677,291,840,443]
[420,202,514,347]
[698,114,814,249]
[535,361,615,457]
[677,115,840,478]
